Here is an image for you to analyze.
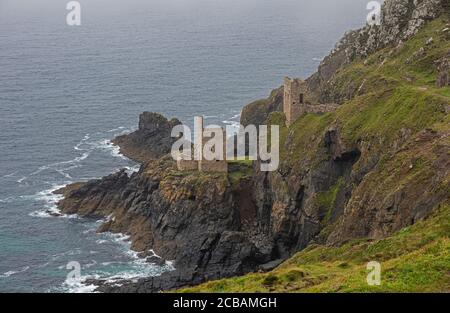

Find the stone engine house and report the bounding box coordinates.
[283,77,308,126]
[283,77,338,126]
[176,116,228,173]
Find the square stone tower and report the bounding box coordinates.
[199,125,228,173]
[283,77,308,126]
[176,116,228,173]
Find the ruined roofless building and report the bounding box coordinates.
[283,77,338,126]
[176,116,228,173]
[283,77,308,127]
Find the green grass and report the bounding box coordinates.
[270,16,449,172]
[437,87,450,97]
[315,177,343,224]
[227,159,254,187]
[177,203,450,293]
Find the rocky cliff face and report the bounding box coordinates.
[56,0,449,293]
[58,157,275,292]
[240,87,283,127]
[241,0,448,122]
[238,0,449,281]
[113,112,181,163]
[327,128,450,243]
[309,0,448,103]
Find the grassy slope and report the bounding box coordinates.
[179,203,449,293]
[177,17,450,293]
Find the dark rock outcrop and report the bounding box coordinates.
[113,112,181,163]
[57,122,365,292]
[57,156,274,292]
[327,129,450,244]
[240,87,283,127]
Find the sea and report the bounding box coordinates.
[0,0,368,292]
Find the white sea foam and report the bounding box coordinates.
[24,129,168,292]
[55,230,176,293]
[16,176,27,183]
[28,183,82,219]
[60,240,175,293]
[98,139,129,160]
[23,127,136,187]
[0,196,16,203]
[222,111,242,135]
[223,120,241,135]
[51,249,83,263]
[1,172,17,179]
[124,165,140,176]
[20,151,90,184]
[63,275,100,293]
[84,260,98,269]
[74,134,91,151]
[107,126,126,133]
[230,112,241,120]
[0,266,30,278]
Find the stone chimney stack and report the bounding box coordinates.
[194,116,204,161]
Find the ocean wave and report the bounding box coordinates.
[27,127,138,220]
[222,120,241,135]
[0,172,17,179]
[52,249,83,263]
[97,139,128,160]
[19,151,90,184]
[16,176,27,183]
[21,127,133,185]
[0,196,17,203]
[22,128,168,292]
[107,126,126,133]
[229,112,241,120]
[62,275,100,293]
[124,165,140,176]
[59,242,175,293]
[0,266,30,278]
[28,183,82,219]
[84,260,98,269]
[74,134,91,151]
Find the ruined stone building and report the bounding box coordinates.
[176,116,228,173]
[283,77,339,126]
[283,77,308,126]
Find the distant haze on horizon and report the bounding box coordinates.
[2,0,372,28]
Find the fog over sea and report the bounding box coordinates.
[0,0,368,292]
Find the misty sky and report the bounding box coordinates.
[1,0,376,26]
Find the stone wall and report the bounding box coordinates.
[304,103,339,114]
[283,77,338,126]
[199,160,228,172]
[283,77,308,126]
[177,160,199,171]
[176,117,228,173]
